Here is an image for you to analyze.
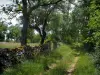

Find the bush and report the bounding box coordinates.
[93,47,100,71]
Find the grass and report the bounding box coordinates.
[73,53,97,75]
[0,42,20,48]
[3,61,44,75]
[46,65,66,75]
[2,43,97,75]
[44,44,77,75]
[3,44,76,75]
[0,42,38,48]
[56,45,77,69]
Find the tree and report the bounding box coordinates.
[29,4,57,45]
[21,0,63,46]
[0,22,7,41]
[2,0,78,46]
[27,28,34,43]
[46,0,77,45]
[68,0,92,50]
[88,0,100,48]
[88,0,100,71]
[1,0,63,45]
[6,25,21,42]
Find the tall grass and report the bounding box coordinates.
[73,53,97,75]
[46,65,66,75]
[44,44,77,75]
[3,44,95,75]
[3,61,44,75]
[57,45,77,68]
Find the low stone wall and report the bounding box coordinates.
[0,42,52,73]
[0,46,41,73]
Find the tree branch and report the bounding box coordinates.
[22,0,28,16]
[40,0,62,6]
[29,25,42,37]
[28,0,31,7]
[28,0,63,16]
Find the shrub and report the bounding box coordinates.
[93,47,100,71]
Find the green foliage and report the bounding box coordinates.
[47,11,76,44]
[88,0,100,47]
[0,22,7,41]
[74,53,97,75]
[86,0,100,71]
[93,47,100,73]
[7,25,21,42]
[32,34,41,43]
[72,42,82,49]
[27,28,34,43]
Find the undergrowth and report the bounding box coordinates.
[3,44,94,75]
[73,53,97,75]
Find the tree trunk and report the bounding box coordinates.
[21,0,29,46]
[21,17,29,46]
[40,13,48,45]
[40,31,46,45]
